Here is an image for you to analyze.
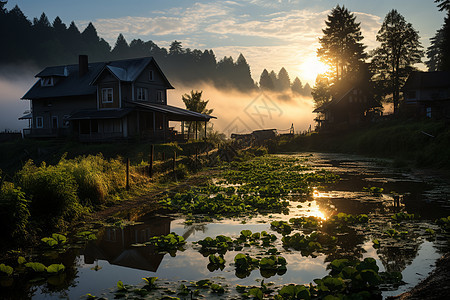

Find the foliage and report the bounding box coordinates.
[282,232,336,255]
[391,212,419,221]
[362,186,384,195]
[317,5,367,83]
[17,160,82,226]
[41,233,67,248]
[370,9,423,113]
[146,232,186,255]
[0,181,30,240]
[57,154,126,205]
[274,258,401,299]
[270,220,293,235]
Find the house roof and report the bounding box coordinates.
[68,108,133,120]
[403,71,450,91]
[22,57,174,100]
[132,101,216,121]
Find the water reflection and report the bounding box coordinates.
[83,216,171,272]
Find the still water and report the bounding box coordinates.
[8,153,450,299]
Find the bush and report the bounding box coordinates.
[0,181,30,240]
[57,154,125,205]
[17,160,81,226]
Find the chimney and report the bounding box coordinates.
[79,55,88,77]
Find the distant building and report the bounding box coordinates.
[402,71,450,119]
[20,55,215,141]
[313,83,379,131]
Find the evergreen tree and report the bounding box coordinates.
[435,0,450,11]
[81,22,110,60]
[311,75,332,108]
[259,69,274,90]
[426,28,444,71]
[291,77,303,94]
[169,40,183,55]
[269,70,278,91]
[277,67,291,91]
[317,5,367,83]
[370,9,423,113]
[234,54,255,91]
[111,33,130,59]
[303,83,312,96]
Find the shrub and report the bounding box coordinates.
[57,154,125,205]
[0,181,30,240]
[17,160,81,226]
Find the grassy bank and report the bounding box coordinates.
[273,120,450,169]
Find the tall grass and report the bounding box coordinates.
[57,154,126,205]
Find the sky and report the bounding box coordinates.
[4,0,447,86]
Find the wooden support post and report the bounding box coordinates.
[173,151,177,180]
[204,121,207,141]
[195,121,198,140]
[162,151,165,161]
[126,158,130,190]
[149,144,154,178]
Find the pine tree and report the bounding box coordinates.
[111,33,129,59]
[370,9,423,113]
[234,54,255,91]
[317,5,367,83]
[169,40,183,55]
[269,70,278,91]
[277,67,291,91]
[426,28,444,71]
[259,69,274,90]
[291,77,303,94]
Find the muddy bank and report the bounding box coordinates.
[388,253,450,300]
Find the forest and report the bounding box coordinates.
[0,2,311,96]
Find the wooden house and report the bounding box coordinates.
[402,71,450,119]
[313,83,377,131]
[20,55,215,141]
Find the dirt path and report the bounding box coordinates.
[90,169,220,222]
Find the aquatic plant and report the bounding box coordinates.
[146,232,186,255]
[270,220,293,235]
[282,231,336,255]
[391,212,419,221]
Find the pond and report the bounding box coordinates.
[2,153,450,299]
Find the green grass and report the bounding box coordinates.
[274,119,450,169]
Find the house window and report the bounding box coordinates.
[102,88,113,103]
[40,77,54,87]
[353,89,357,95]
[149,70,154,81]
[426,107,432,118]
[36,116,43,128]
[349,96,353,103]
[156,90,164,103]
[137,87,148,101]
[63,115,70,128]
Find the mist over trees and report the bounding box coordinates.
[0,4,257,92]
[259,68,311,96]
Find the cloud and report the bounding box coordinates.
[76,2,383,85]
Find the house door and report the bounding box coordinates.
[52,116,58,129]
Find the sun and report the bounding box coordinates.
[298,56,331,84]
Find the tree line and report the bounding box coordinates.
[312,1,450,114]
[0,3,259,92]
[259,68,312,96]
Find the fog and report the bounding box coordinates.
[0,68,37,132]
[0,71,316,135]
[168,83,315,137]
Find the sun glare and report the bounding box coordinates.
[298,56,330,85]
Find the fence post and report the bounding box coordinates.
[126,158,130,190]
[149,144,154,178]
